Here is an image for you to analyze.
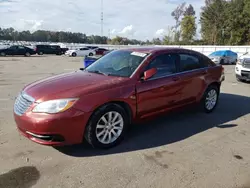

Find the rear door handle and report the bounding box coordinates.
[172,76,180,81]
[201,70,208,75]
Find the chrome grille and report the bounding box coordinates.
[243,63,250,69]
[14,92,35,116]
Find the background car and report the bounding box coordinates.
[208,50,238,64]
[86,46,98,50]
[61,47,69,54]
[65,47,96,57]
[235,52,250,82]
[82,49,115,68]
[35,45,63,55]
[0,45,36,56]
[95,48,109,55]
[83,56,101,68]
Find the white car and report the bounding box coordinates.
[65,47,96,57]
[235,52,250,82]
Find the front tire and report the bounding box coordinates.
[200,85,219,113]
[84,104,129,149]
[236,75,244,82]
[220,59,224,65]
[72,52,77,57]
[89,53,93,56]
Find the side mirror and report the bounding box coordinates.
[143,68,157,81]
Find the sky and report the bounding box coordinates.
[0,0,205,40]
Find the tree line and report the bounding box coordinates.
[0,0,249,45]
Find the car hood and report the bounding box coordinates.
[239,55,250,60]
[23,71,129,102]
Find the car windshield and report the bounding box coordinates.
[85,50,149,77]
[243,58,250,64]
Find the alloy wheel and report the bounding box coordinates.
[95,111,124,144]
[205,89,218,111]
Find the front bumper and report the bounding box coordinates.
[235,65,250,81]
[14,108,88,146]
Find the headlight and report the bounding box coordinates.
[237,59,243,65]
[32,98,78,113]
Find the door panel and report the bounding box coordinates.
[177,53,208,104]
[7,46,17,55]
[17,46,26,55]
[178,69,207,104]
[136,76,183,117]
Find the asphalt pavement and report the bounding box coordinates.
[0,55,250,188]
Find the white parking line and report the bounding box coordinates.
[0,98,10,101]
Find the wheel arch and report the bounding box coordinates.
[208,81,221,92]
[198,81,221,102]
[86,101,133,128]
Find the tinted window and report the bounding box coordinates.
[200,54,215,67]
[18,46,25,49]
[9,46,17,50]
[179,54,204,72]
[146,54,177,79]
[80,48,89,50]
[37,45,49,49]
[51,45,59,49]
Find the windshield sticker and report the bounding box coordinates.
[131,52,147,57]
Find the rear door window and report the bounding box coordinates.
[178,54,205,72]
[80,48,89,51]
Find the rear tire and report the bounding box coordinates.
[25,52,31,57]
[84,104,129,149]
[72,52,77,57]
[0,52,6,56]
[38,52,43,55]
[200,85,219,113]
[89,53,93,56]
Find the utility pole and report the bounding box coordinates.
[101,0,103,36]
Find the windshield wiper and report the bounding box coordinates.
[88,70,109,76]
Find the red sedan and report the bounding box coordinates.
[95,48,109,56]
[13,47,225,149]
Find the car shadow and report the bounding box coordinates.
[55,93,250,157]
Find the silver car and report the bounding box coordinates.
[208,50,238,65]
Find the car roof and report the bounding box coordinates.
[120,47,192,54]
[212,50,236,53]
